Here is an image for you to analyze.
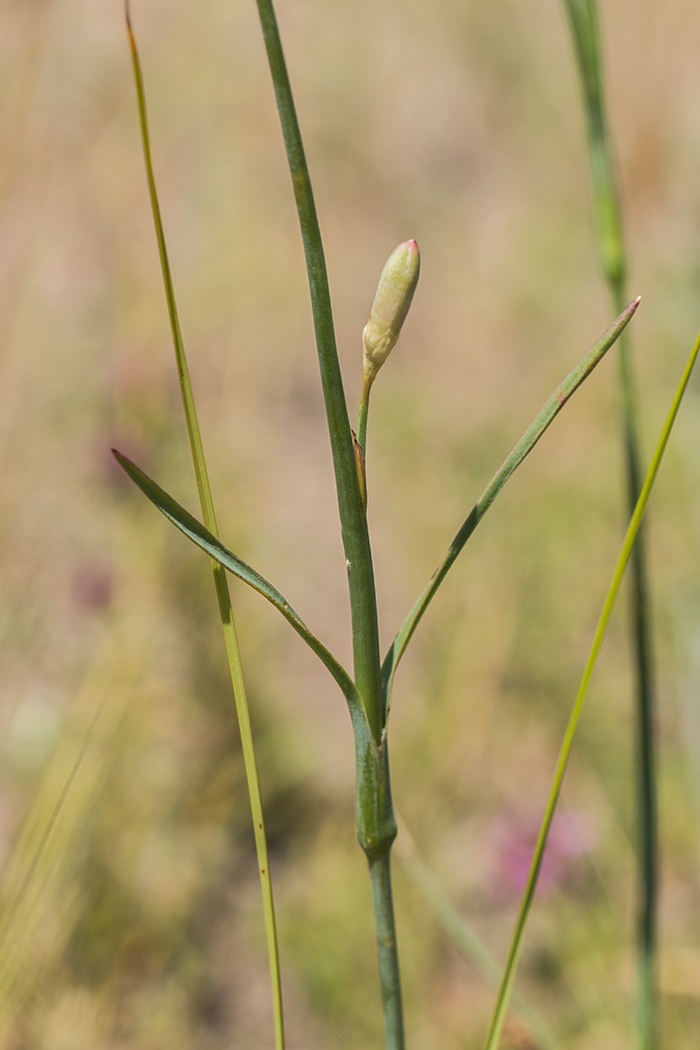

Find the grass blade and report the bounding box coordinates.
[383,298,640,705]
[481,324,700,1050]
[562,0,623,289]
[0,624,147,1017]
[561,5,657,1043]
[394,819,560,1050]
[125,7,285,1046]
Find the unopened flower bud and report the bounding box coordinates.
[363,240,420,381]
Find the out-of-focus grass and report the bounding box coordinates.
[1,0,700,1047]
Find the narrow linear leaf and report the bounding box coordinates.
[382,297,640,704]
[563,6,657,1046]
[113,449,366,727]
[562,0,624,291]
[482,324,700,1050]
[126,7,285,1044]
[125,3,215,521]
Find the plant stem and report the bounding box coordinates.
[369,851,405,1050]
[562,4,657,1043]
[394,818,560,1050]
[253,4,403,1044]
[612,285,657,1050]
[357,375,373,456]
[482,323,700,1050]
[126,8,285,1047]
[212,568,286,1050]
[255,0,384,742]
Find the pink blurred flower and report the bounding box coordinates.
[487,808,599,899]
[71,563,113,611]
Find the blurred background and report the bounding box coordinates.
[2,0,700,1047]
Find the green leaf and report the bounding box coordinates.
[382,297,640,706]
[125,7,286,1046]
[562,5,657,1044]
[112,449,368,731]
[394,817,559,1050]
[562,0,624,290]
[481,323,700,1050]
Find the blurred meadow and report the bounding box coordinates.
[2,0,700,1047]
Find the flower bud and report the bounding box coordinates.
[362,240,420,381]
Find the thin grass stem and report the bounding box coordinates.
[562,4,657,1043]
[126,8,285,1047]
[481,324,700,1050]
[614,295,658,1050]
[0,699,105,956]
[0,626,145,1010]
[394,819,560,1050]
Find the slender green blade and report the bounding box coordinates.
[112,450,367,725]
[0,635,141,1015]
[126,6,285,1046]
[126,3,214,525]
[383,298,640,705]
[562,5,657,1045]
[482,325,700,1050]
[562,0,624,289]
[394,819,560,1050]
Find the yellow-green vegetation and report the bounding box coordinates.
[1,2,700,1049]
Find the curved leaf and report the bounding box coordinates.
[382,297,640,707]
[482,323,700,1050]
[113,450,367,727]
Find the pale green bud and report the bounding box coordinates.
[362,240,420,381]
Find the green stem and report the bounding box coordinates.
[369,851,405,1050]
[255,0,384,741]
[562,3,657,1043]
[482,324,700,1050]
[615,287,657,1050]
[357,374,373,456]
[253,4,403,1045]
[211,567,285,1050]
[394,818,559,1050]
[126,8,284,1047]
